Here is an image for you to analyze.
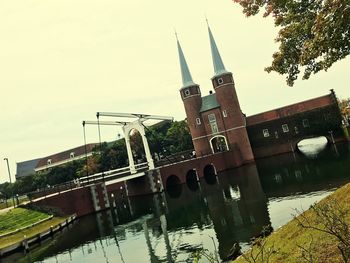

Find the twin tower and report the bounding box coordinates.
[176,24,254,163]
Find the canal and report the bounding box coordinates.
[3,142,350,263]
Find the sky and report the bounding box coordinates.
[1,0,350,183]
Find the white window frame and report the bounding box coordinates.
[211,123,219,133]
[302,119,310,128]
[223,110,227,118]
[282,124,289,133]
[263,129,269,137]
[47,159,52,165]
[70,152,75,158]
[196,118,201,125]
[217,78,224,85]
[208,113,216,123]
[184,89,190,96]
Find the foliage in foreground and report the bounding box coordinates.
[233,183,350,263]
[233,0,350,86]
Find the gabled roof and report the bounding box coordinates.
[16,158,41,179]
[200,94,220,113]
[35,143,98,170]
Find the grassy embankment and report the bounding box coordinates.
[234,183,350,263]
[0,207,68,249]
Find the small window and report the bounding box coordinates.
[223,110,227,118]
[282,124,289,133]
[217,78,224,85]
[294,126,299,134]
[47,159,52,165]
[196,118,201,125]
[70,152,75,158]
[275,131,279,138]
[184,89,190,96]
[211,123,219,133]
[263,129,269,137]
[208,113,216,123]
[302,119,309,128]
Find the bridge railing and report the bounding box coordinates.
[79,162,149,185]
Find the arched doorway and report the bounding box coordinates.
[203,164,217,185]
[210,135,228,153]
[186,169,199,191]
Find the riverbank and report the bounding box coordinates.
[233,182,350,262]
[0,207,76,257]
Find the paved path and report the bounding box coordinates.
[0,206,14,215]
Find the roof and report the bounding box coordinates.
[200,94,221,113]
[207,24,228,77]
[246,94,335,126]
[35,143,98,170]
[176,38,196,89]
[16,158,41,179]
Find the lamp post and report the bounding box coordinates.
[3,158,15,207]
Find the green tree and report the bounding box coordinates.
[233,0,350,86]
[165,120,193,153]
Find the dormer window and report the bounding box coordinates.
[184,89,190,96]
[196,118,201,125]
[217,78,224,85]
[70,152,75,158]
[47,159,52,165]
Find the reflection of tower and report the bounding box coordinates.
[203,164,270,259]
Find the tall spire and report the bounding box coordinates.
[207,20,228,77]
[176,33,196,88]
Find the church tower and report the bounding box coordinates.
[207,24,254,162]
[176,37,211,156]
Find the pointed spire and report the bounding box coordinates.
[176,33,196,89]
[206,20,228,77]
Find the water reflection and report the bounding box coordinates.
[4,143,350,263]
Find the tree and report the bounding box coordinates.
[339,98,350,121]
[233,0,350,86]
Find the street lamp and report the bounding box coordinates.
[3,158,15,207]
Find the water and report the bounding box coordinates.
[3,143,350,263]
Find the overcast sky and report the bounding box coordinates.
[1,0,349,183]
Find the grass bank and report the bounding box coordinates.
[234,183,350,263]
[0,207,68,250]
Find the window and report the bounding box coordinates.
[208,114,216,123]
[211,123,219,133]
[275,131,279,138]
[208,114,218,133]
[294,126,299,134]
[223,110,227,118]
[217,78,224,85]
[196,118,201,125]
[263,129,269,137]
[184,89,190,96]
[47,159,52,165]
[70,152,75,158]
[282,124,289,133]
[302,119,310,128]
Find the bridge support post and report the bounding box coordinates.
[139,122,155,169]
[124,132,137,174]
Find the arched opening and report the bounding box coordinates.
[297,136,329,158]
[210,135,229,153]
[186,169,199,191]
[203,164,217,185]
[129,129,146,164]
[165,175,182,198]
